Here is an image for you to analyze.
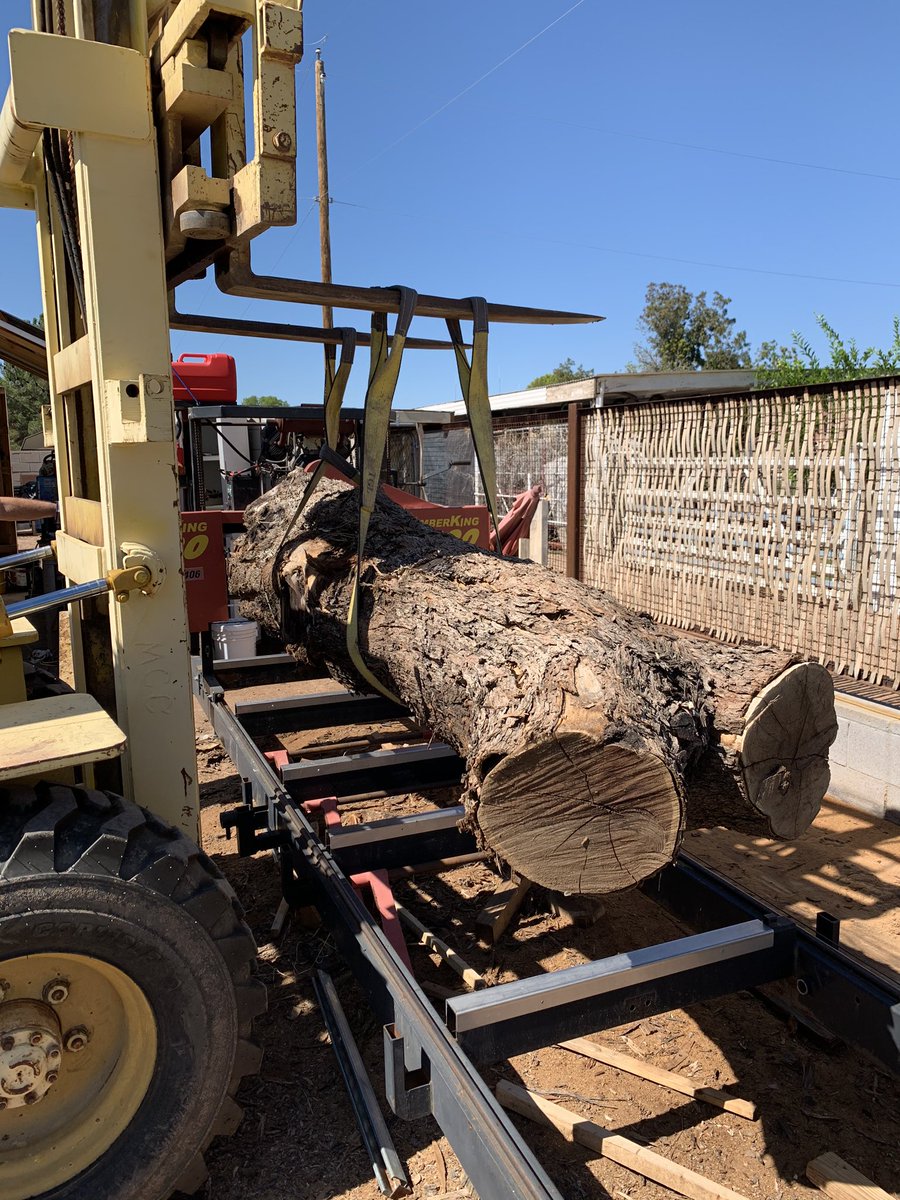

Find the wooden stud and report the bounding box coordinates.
[395,902,485,991]
[475,877,532,944]
[806,1153,894,1200]
[497,1081,752,1200]
[559,1038,757,1120]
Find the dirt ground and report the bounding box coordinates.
[192,684,900,1200]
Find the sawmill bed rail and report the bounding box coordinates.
[192,652,900,1200]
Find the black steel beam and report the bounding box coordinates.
[647,854,900,1075]
[447,918,795,1064]
[191,660,565,1200]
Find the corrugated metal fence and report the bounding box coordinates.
[579,378,900,685]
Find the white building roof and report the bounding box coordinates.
[418,369,759,419]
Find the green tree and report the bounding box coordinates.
[241,394,288,407]
[0,316,50,447]
[755,315,900,387]
[527,357,593,389]
[629,283,751,372]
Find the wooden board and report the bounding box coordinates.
[497,1081,751,1200]
[559,1037,757,1119]
[806,1153,895,1200]
[0,693,126,780]
[685,798,900,986]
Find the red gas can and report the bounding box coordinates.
[171,353,237,404]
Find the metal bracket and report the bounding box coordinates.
[220,804,287,856]
[121,541,166,595]
[383,1024,432,1121]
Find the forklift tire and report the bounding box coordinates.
[0,783,266,1200]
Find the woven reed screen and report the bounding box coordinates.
[580,379,900,685]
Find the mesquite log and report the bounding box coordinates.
[229,475,838,895]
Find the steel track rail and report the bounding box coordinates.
[194,659,900,1198]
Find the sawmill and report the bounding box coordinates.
[0,4,897,1200]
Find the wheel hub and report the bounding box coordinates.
[0,1000,62,1109]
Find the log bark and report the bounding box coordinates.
[228,474,838,895]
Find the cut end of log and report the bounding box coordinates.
[740,662,838,839]
[477,734,683,895]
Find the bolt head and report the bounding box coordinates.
[46,1071,58,1085]
[28,1032,42,1046]
[64,1028,89,1053]
[43,980,69,1005]
[48,1048,60,1061]
[23,1091,38,1105]
[273,130,292,151]
[0,1036,14,1053]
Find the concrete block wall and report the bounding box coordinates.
[11,449,48,488]
[829,693,900,823]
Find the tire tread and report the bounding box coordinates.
[0,782,265,1197]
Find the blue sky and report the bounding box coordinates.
[3,1,900,406]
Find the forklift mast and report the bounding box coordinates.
[0,6,599,1199]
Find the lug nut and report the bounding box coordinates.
[24,1091,39,1105]
[48,1048,60,1061]
[43,980,69,1005]
[0,1098,7,1110]
[64,1027,89,1053]
[0,1036,14,1053]
[28,1032,42,1046]
[46,1071,59,1085]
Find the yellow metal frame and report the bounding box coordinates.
[1,16,199,832]
[0,2,307,834]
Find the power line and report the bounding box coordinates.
[330,199,900,290]
[520,114,900,184]
[343,0,589,180]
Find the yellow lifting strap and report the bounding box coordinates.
[345,287,418,702]
[269,325,357,594]
[446,298,503,550]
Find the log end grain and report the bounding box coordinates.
[740,663,838,838]
[478,734,683,894]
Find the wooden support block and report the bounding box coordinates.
[395,902,485,991]
[549,892,606,929]
[476,877,532,944]
[806,1153,894,1200]
[559,1038,757,1120]
[270,897,290,938]
[496,1081,752,1200]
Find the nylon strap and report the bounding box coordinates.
[446,298,503,550]
[345,287,418,702]
[271,326,356,567]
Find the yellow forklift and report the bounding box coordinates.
[0,4,594,1197]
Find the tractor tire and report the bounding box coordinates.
[0,782,266,1200]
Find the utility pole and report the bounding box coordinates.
[315,48,333,336]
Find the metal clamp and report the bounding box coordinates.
[220,805,287,856]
